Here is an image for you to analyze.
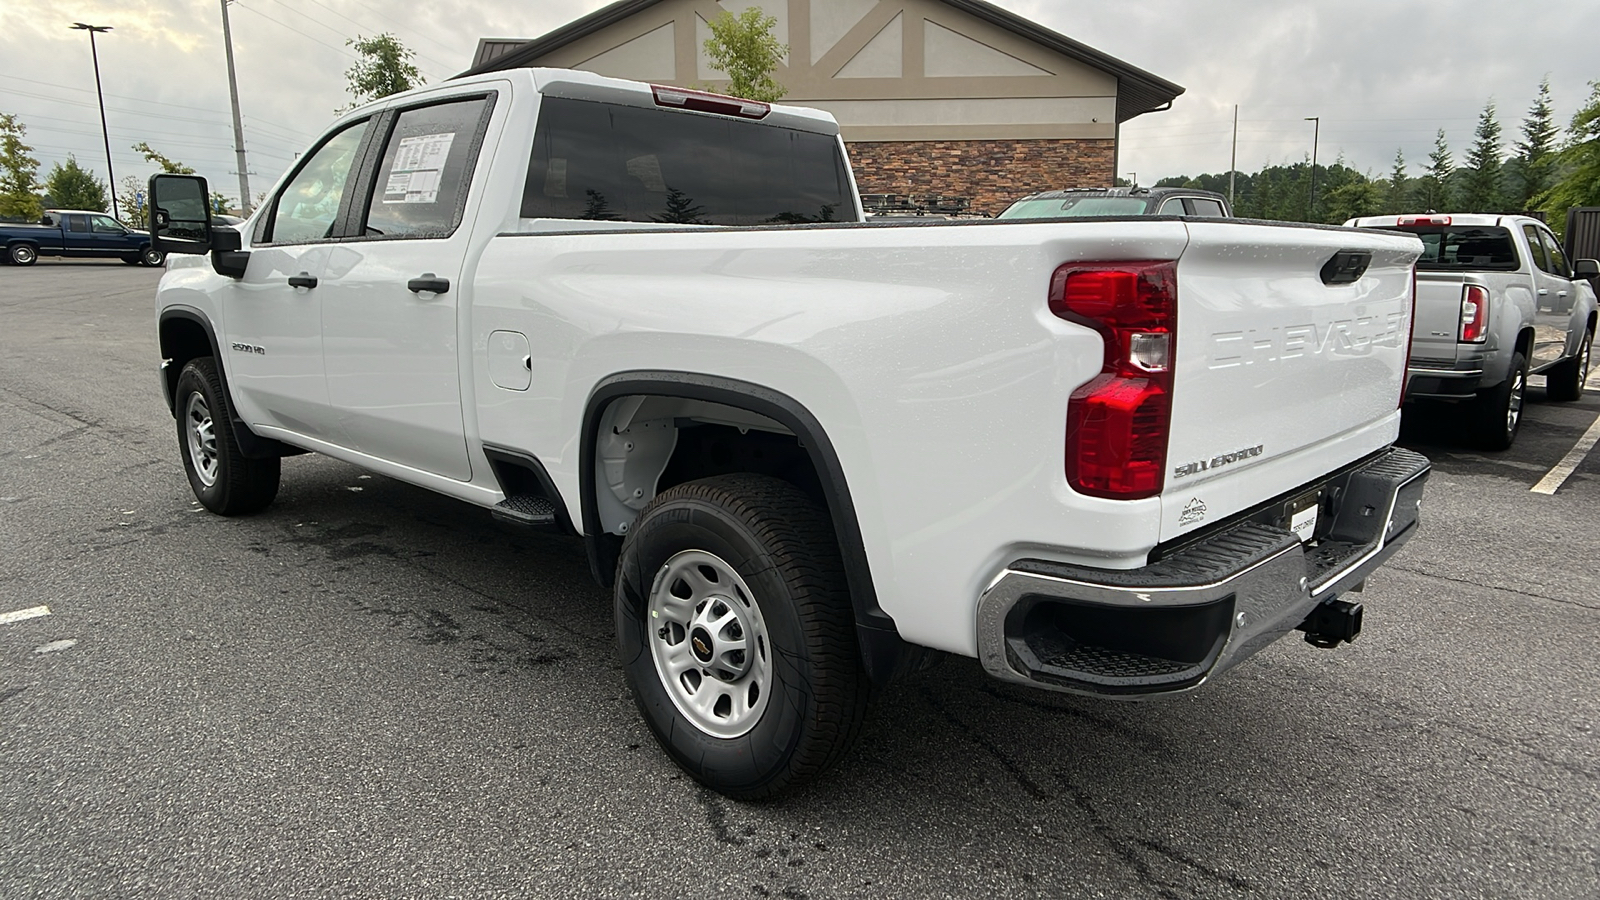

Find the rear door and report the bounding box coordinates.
[1524,223,1573,366]
[316,90,500,482]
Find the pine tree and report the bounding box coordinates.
[1514,78,1558,211]
[42,156,108,211]
[653,185,708,224]
[1386,148,1410,212]
[1537,80,1600,236]
[1418,130,1455,212]
[1460,101,1506,212]
[0,112,42,219]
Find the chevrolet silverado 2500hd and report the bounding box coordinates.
[149,69,1429,798]
[1348,213,1598,449]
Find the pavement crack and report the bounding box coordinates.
[1385,563,1600,611]
[920,686,1050,800]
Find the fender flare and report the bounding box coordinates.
[158,306,300,459]
[581,371,922,684]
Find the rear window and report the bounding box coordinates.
[997,196,1150,219]
[1391,226,1521,271]
[522,98,857,225]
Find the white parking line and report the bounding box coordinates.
[1532,411,1600,495]
[0,606,51,625]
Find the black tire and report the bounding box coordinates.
[173,357,280,515]
[9,243,38,266]
[140,246,165,267]
[615,474,868,799]
[1546,329,1592,403]
[121,254,142,265]
[1472,350,1528,451]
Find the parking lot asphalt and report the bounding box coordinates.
[2,260,1597,900]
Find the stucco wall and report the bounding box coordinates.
[846,138,1116,216]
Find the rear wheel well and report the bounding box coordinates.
[1515,327,1535,360]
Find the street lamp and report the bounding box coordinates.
[70,22,118,218]
[1305,116,1320,220]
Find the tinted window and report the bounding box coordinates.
[362,97,490,238]
[1189,198,1227,217]
[66,215,89,233]
[265,119,368,244]
[522,98,856,225]
[1395,226,1520,271]
[91,215,124,233]
[997,196,1149,219]
[1157,198,1186,215]
[1523,225,1551,272]
[1538,229,1571,276]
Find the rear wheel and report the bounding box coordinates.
[174,357,280,515]
[140,247,166,267]
[615,474,868,799]
[1472,351,1528,450]
[9,243,38,266]
[1546,330,1592,402]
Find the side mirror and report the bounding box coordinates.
[1573,258,1599,279]
[148,173,212,255]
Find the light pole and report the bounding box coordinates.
[1305,116,1320,220]
[219,0,251,214]
[71,23,117,217]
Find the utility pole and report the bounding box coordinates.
[220,0,251,214]
[1305,116,1321,221]
[70,23,117,216]
[1229,105,1238,207]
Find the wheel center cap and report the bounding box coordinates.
[690,627,715,663]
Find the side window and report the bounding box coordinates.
[1188,198,1226,217]
[360,96,490,239]
[91,215,124,233]
[263,119,369,245]
[1157,198,1187,215]
[1539,229,1571,277]
[1522,225,1551,273]
[66,215,90,233]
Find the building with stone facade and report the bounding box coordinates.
[463,0,1182,216]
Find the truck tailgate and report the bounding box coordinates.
[1410,272,1472,365]
[1161,222,1420,542]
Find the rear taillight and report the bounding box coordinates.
[1051,261,1177,500]
[651,85,770,119]
[1459,284,1489,343]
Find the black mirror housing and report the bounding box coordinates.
[1573,258,1600,279]
[148,173,212,255]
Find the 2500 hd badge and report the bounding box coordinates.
[1172,444,1265,479]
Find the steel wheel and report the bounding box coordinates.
[141,247,165,267]
[184,392,220,488]
[10,243,37,265]
[647,549,771,739]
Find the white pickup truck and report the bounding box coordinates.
[1348,214,1598,448]
[149,69,1429,798]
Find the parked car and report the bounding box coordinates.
[1348,213,1598,448]
[999,187,1232,220]
[0,209,164,266]
[148,69,1428,798]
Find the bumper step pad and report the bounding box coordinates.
[492,494,560,529]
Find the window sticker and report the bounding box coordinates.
[383,132,456,204]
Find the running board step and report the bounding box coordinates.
[492,494,560,529]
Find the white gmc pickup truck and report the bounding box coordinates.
[149,68,1429,798]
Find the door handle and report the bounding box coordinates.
[288,272,318,289]
[1558,290,1569,297]
[1538,288,1549,296]
[407,273,450,294]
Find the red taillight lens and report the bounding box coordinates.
[1052,261,1177,499]
[651,85,771,119]
[1459,284,1489,343]
[1397,215,1451,226]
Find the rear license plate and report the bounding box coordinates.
[1289,496,1319,544]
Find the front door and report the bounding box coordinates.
[220,117,374,441]
[317,93,497,482]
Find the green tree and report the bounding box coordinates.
[43,156,107,211]
[133,141,195,175]
[0,112,43,219]
[117,175,147,227]
[343,34,423,109]
[1384,148,1411,212]
[1417,130,1455,212]
[1325,178,1383,223]
[1459,100,1506,211]
[702,7,787,102]
[1513,78,1558,210]
[1537,80,1600,236]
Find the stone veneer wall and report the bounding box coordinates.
[845,139,1116,216]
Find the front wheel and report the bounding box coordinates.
[1546,330,1592,402]
[1472,351,1528,450]
[174,357,280,515]
[140,247,166,267]
[615,474,869,799]
[9,243,38,266]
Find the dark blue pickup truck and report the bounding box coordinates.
[0,209,164,267]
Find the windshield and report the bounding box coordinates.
[1387,225,1521,271]
[998,196,1150,219]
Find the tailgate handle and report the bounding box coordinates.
[1321,250,1372,285]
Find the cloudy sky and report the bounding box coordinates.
[4,0,1597,208]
